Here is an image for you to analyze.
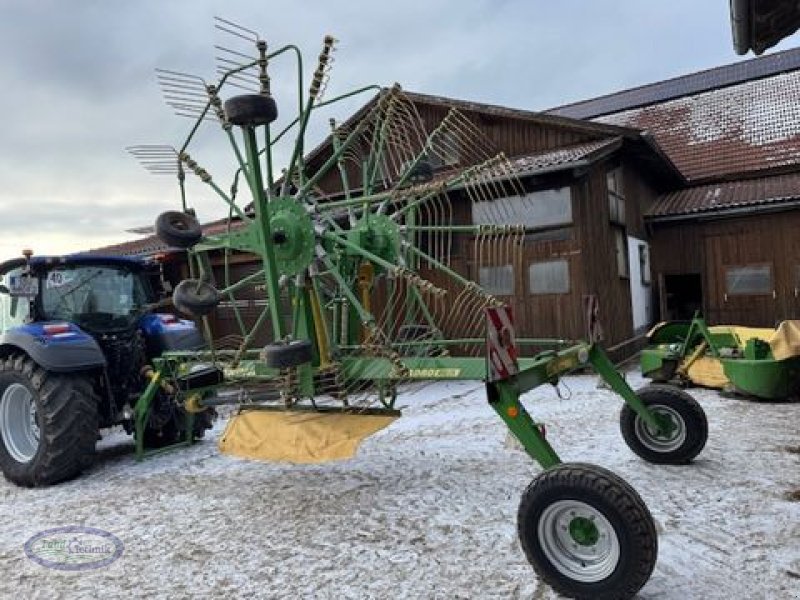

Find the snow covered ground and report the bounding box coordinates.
[1,370,798,599]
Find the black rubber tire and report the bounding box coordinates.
[0,355,98,487]
[155,211,203,249]
[620,384,708,465]
[518,463,657,600]
[263,339,313,369]
[224,94,278,127]
[172,279,220,318]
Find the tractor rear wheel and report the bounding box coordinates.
[517,463,657,600]
[620,384,708,464]
[0,355,98,487]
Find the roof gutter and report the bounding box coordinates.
[730,0,752,56]
[646,196,800,223]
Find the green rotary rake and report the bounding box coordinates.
[127,19,709,599]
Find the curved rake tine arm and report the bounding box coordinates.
[390,111,459,193]
[281,37,335,196]
[295,91,394,201]
[393,257,439,333]
[222,247,248,338]
[322,231,404,274]
[177,58,259,156]
[232,304,272,367]
[402,240,476,289]
[363,98,395,196]
[185,163,252,224]
[218,267,266,296]
[393,155,507,219]
[323,232,444,331]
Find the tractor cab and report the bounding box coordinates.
[1,254,161,334]
[31,257,157,334]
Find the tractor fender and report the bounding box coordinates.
[0,323,106,373]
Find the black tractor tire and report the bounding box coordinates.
[0,355,98,487]
[155,211,203,249]
[224,94,278,127]
[620,384,708,465]
[263,339,313,369]
[172,279,220,318]
[517,462,657,600]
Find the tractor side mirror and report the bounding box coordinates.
[0,284,8,294]
[7,273,38,298]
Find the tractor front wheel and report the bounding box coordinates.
[517,463,657,600]
[620,384,708,464]
[0,355,98,487]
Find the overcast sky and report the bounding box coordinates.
[1,1,798,257]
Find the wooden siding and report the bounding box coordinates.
[575,165,635,349]
[650,209,800,326]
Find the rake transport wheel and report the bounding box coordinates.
[620,384,708,465]
[155,210,203,248]
[517,463,657,600]
[263,340,313,369]
[0,355,98,487]
[224,94,279,126]
[172,279,221,318]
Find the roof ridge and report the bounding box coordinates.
[548,46,800,119]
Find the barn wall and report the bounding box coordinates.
[650,209,800,326]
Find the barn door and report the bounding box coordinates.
[704,233,777,326]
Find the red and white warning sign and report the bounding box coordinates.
[485,305,519,382]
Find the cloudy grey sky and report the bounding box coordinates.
[0,1,797,257]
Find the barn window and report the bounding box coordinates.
[479,264,514,296]
[471,187,572,230]
[614,228,629,278]
[725,264,773,296]
[529,260,570,295]
[607,168,626,225]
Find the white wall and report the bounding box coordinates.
[628,236,652,333]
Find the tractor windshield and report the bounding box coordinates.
[39,265,151,331]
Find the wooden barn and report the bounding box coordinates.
[99,47,800,357]
[550,46,800,328]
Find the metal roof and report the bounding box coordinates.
[648,172,800,220]
[548,46,800,120]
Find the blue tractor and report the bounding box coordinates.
[0,253,215,486]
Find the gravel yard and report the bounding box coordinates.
[1,370,798,599]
